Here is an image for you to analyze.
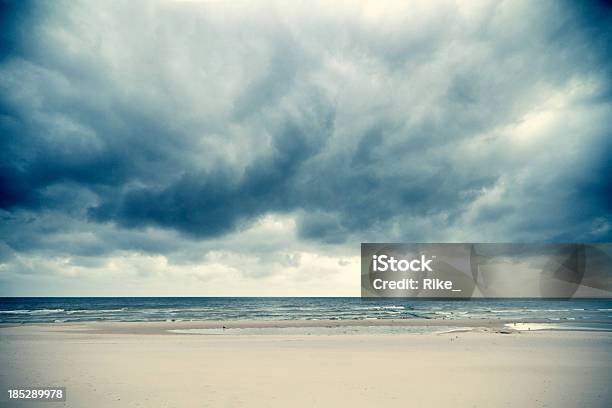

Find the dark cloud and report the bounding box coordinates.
[0,0,611,274]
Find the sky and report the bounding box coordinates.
[0,0,611,296]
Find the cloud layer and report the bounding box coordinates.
[1,0,611,295]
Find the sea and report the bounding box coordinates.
[1,297,611,325]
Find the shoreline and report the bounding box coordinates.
[2,318,612,335]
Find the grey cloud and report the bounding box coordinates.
[0,0,611,267]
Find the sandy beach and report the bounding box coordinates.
[1,320,611,407]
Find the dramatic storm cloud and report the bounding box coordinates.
[0,0,611,295]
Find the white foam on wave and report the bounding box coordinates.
[66,309,127,314]
[0,309,64,315]
[506,322,612,332]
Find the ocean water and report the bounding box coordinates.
[0,297,611,324]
